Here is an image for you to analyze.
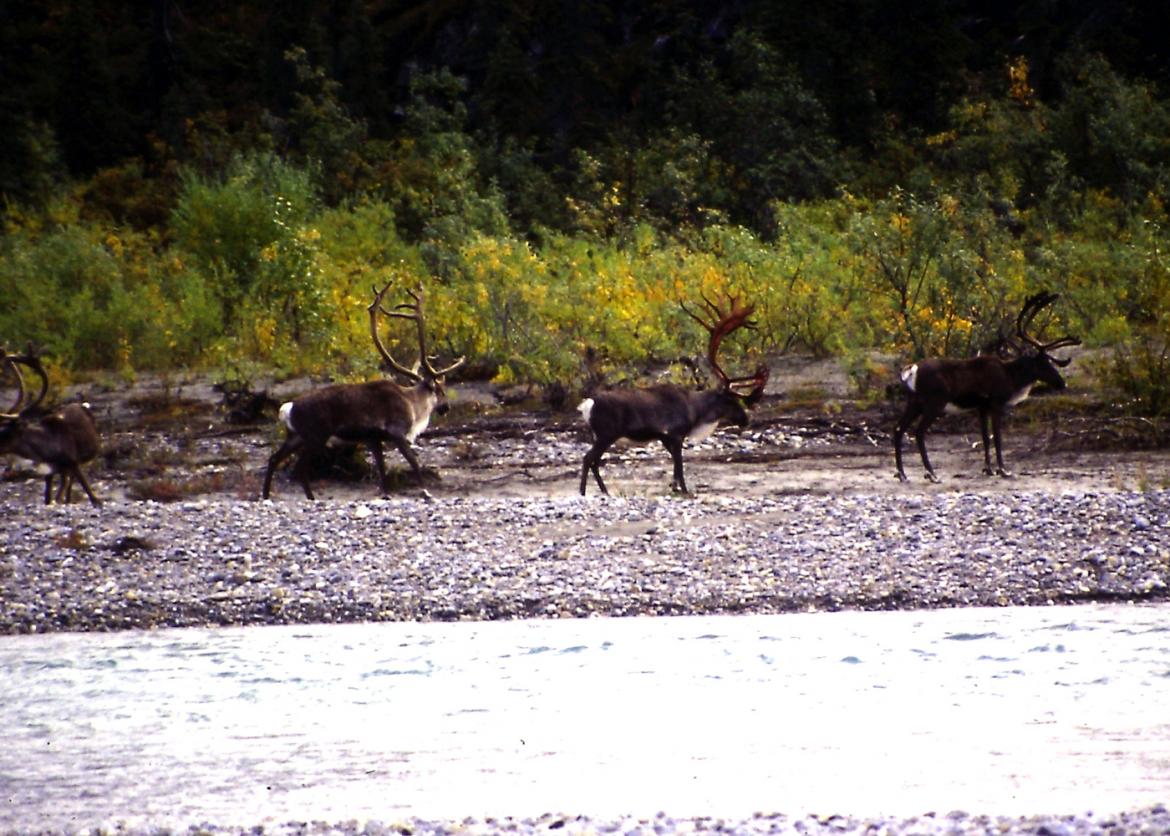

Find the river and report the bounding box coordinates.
[2,603,1169,832]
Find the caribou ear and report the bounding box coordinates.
[742,387,765,407]
[1051,355,1072,367]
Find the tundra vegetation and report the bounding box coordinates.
[1,3,1168,433]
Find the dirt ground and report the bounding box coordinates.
[3,355,1170,506]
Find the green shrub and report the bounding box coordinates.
[170,152,319,328]
[1107,329,1170,417]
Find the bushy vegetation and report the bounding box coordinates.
[2,3,1169,421]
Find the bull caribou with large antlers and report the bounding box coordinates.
[0,346,102,506]
[578,294,769,496]
[263,282,464,500]
[893,291,1080,482]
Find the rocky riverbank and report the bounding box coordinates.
[2,486,1167,634]
[134,805,1170,835]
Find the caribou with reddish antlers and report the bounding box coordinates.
[0,346,102,506]
[893,291,1080,483]
[578,294,769,496]
[263,283,465,500]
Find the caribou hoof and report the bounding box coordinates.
[925,472,941,484]
[997,468,1013,478]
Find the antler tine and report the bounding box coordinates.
[727,362,770,391]
[1016,291,1059,349]
[719,362,770,409]
[9,344,49,416]
[681,292,759,332]
[679,298,713,332]
[1015,291,1080,354]
[1,349,26,419]
[427,350,466,378]
[680,292,758,387]
[370,284,465,380]
[413,284,465,377]
[386,286,424,319]
[368,281,423,383]
[1042,336,1081,351]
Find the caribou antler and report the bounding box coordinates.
[0,344,49,419]
[730,363,770,405]
[680,292,758,388]
[1,347,24,419]
[1015,291,1081,363]
[367,282,466,383]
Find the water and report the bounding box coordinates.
[2,604,1169,832]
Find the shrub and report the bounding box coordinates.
[170,152,319,329]
[1107,331,1170,417]
[0,222,156,370]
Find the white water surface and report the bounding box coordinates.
[2,604,1169,831]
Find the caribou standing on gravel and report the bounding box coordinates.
[893,291,1080,483]
[263,283,465,500]
[0,346,102,506]
[578,294,769,496]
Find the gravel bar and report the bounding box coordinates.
[2,490,1168,634]
[116,805,1170,835]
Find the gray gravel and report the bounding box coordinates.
[1,488,1167,634]
[126,805,1170,835]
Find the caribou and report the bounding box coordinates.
[578,294,769,496]
[0,346,102,506]
[262,282,465,500]
[893,291,1080,482]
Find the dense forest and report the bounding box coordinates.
[2,1,1169,415]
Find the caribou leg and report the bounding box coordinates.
[913,405,945,483]
[580,438,612,496]
[291,449,318,500]
[893,400,923,481]
[662,437,688,493]
[65,465,100,506]
[369,440,390,492]
[263,434,305,499]
[389,436,425,484]
[990,409,1011,477]
[979,408,996,475]
[54,472,72,503]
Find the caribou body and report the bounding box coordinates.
[579,295,768,496]
[893,292,1079,482]
[263,283,463,500]
[0,348,102,506]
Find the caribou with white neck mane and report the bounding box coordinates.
[893,291,1080,483]
[578,294,769,496]
[262,282,464,500]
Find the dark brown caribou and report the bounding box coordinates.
[262,283,464,500]
[893,291,1080,482]
[578,294,769,496]
[0,346,102,506]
